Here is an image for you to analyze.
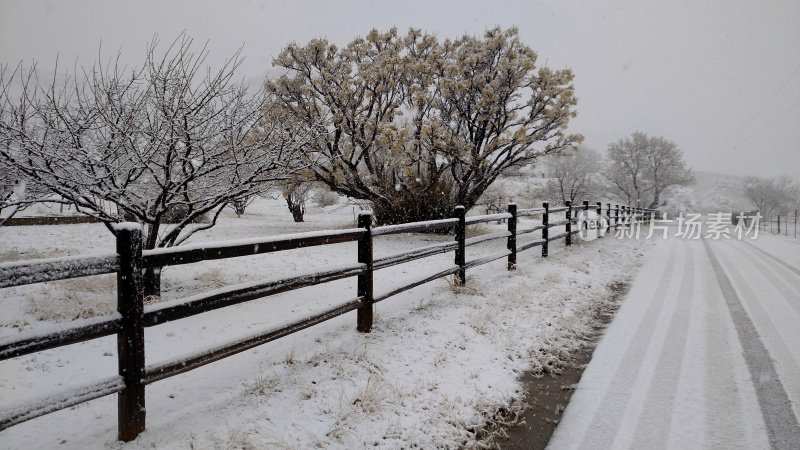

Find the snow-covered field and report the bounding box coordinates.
[0,199,651,449]
[548,231,800,449]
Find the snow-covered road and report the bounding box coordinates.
[548,233,800,449]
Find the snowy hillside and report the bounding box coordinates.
[690,171,751,213]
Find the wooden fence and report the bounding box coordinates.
[0,200,654,441]
[760,210,799,239]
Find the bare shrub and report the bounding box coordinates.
[241,372,281,397]
[312,189,341,208]
[444,275,486,296]
[470,398,530,447]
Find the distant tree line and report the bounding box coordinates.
[537,132,695,210]
[744,176,799,217]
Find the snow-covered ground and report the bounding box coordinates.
[548,231,800,449]
[0,199,651,448]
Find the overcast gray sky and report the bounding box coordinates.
[2,0,798,178]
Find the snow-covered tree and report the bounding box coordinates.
[0,36,310,294]
[744,175,799,217]
[265,27,581,224]
[538,146,602,204]
[606,132,694,209]
[0,159,29,224]
[0,68,53,225]
[281,180,315,222]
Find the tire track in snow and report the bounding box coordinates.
[625,240,695,449]
[703,240,800,449]
[731,241,800,319]
[718,241,800,423]
[546,240,678,449]
[661,243,716,449]
[741,240,800,277]
[574,243,681,449]
[699,242,767,449]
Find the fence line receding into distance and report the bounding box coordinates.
[0,201,654,441]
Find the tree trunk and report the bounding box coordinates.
[142,266,161,298]
[290,205,304,222]
[286,197,305,222]
[648,188,661,209]
[140,224,162,298]
[232,200,247,217]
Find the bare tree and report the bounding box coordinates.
[281,180,315,222]
[266,27,581,224]
[538,146,602,204]
[0,36,310,295]
[0,160,27,224]
[744,175,799,217]
[0,67,53,225]
[606,132,694,209]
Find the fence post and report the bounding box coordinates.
[116,224,146,442]
[607,203,612,232]
[596,202,602,236]
[615,204,620,229]
[565,201,573,246]
[778,215,781,235]
[507,203,517,271]
[583,201,590,231]
[357,213,374,333]
[581,200,590,238]
[542,202,549,257]
[455,205,466,285]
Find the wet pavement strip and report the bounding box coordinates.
[499,293,624,449]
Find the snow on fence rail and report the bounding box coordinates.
[0,201,655,441]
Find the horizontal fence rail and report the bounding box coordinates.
[0,314,122,360]
[143,297,366,385]
[0,375,125,430]
[142,229,365,268]
[465,212,513,225]
[0,253,119,288]
[0,200,654,441]
[143,263,367,327]
[371,218,459,236]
